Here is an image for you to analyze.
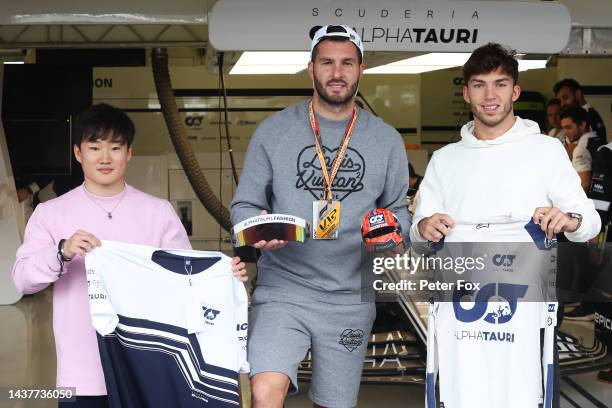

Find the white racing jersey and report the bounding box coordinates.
[425,221,558,408]
[427,299,557,408]
[85,240,249,408]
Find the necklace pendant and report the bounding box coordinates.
[107,213,112,219]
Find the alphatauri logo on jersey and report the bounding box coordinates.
[492,254,516,273]
[202,306,221,324]
[453,283,528,343]
[296,145,365,201]
[492,254,516,268]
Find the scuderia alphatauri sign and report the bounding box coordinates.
[209,0,570,53]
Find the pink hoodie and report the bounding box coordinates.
[12,184,191,395]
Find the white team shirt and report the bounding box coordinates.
[425,224,558,408]
[571,132,597,173]
[86,240,248,407]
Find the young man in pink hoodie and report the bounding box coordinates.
[12,103,246,407]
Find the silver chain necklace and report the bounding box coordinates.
[82,184,127,220]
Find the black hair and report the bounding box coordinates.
[553,78,581,95]
[309,25,363,65]
[560,105,589,126]
[74,103,135,147]
[546,98,561,108]
[462,43,519,84]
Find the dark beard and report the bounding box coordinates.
[313,73,359,108]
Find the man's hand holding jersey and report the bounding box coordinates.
[62,230,102,259]
[417,213,455,242]
[231,257,248,282]
[533,207,581,240]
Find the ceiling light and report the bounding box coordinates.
[365,53,471,74]
[230,52,310,75]
[518,60,547,72]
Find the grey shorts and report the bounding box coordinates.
[248,296,376,408]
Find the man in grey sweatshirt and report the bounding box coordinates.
[231,25,410,408]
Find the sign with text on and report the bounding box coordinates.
[209,0,571,53]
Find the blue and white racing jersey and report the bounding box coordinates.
[86,240,249,408]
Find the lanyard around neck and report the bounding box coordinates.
[307,100,358,201]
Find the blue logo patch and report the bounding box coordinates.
[202,307,221,321]
[492,254,516,267]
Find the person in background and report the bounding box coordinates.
[560,106,599,191]
[407,163,423,215]
[15,176,53,203]
[408,162,423,195]
[546,98,565,144]
[593,103,612,384]
[565,103,612,324]
[15,162,84,207]
[554,78,607,146]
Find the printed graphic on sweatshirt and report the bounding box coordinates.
[296,145,365,201]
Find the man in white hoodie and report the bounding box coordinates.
[411,43,600,408]
[411,43,599,244]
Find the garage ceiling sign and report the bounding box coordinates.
[0,0,206,24]
[209,0,571,53]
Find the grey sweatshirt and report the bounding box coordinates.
[231,100,410,304]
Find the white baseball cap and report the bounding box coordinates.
[309,24,364,60]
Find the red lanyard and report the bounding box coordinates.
[307,100,358,202]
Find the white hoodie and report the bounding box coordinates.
[410,116,600,243]
[417,117,599,408]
